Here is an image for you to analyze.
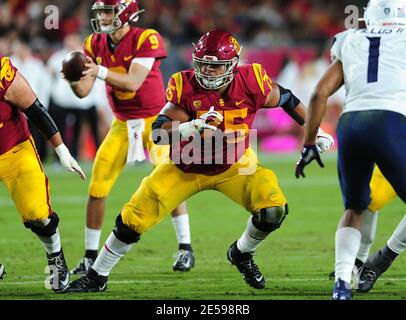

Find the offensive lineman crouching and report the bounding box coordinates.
[64,30,334,293]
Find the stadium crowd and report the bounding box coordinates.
[0,0,352,160]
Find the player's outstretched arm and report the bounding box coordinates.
[295,59,344,178]
[304,59,343,145]
[4,71,86,180]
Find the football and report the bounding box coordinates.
[61,51,87,82]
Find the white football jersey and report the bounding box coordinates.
[332,27,406,117]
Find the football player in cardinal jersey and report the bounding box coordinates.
[64,30,334,293]
[0,55,85,291]
[65,0,195,275]
[296,0,406,300]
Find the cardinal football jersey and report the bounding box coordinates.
[166,63,273,175]
[0,56,30,155]
[332,27,406,117]
[83,27,167,121]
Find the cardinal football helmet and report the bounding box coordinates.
[364,0,406,27]
[91,0,144,34]
[193,30,242,90]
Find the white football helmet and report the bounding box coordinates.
[364,0,406,27]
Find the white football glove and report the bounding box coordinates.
[316,128,334,153]
[178,106,223,138]
[55,144,86,180]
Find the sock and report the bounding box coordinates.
[172,215,191,248]
[387,214,406,254]
[335,227,361,283]
[92,232,133,276]
[85,250,98,260]
[237,217,270,253]
[37,229,61,255]
[357,209,379,262]
[85,227,102,252]
[179,243,193,251]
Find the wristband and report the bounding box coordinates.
[97,65,108,80]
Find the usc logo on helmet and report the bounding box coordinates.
[229,36,241,55]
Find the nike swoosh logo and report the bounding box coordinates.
[255,276,263,282]
[236,99,245,106]
[124,55,133,61]
[12,148,22,154]
[61,277,69,287]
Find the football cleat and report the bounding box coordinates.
[70,257,95,275]
[227,241,265,289]
[328,258,364,282]
[358,249,394,292]
[47,249,69,292]
[172,250,195,272]
[0,264,5,279]
[64,268,107,293]
[332,279,352,300]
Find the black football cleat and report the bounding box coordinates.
[64,268,107,293]
[0,264,5,279]
[227,241,265,289]
[70,257,95,275]
[358,249,394,292]
[47,249,69,292]
[173,250,195,272]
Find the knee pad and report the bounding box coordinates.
[24,212,59,237]
[253,204,289,232]
[113,214,141,245]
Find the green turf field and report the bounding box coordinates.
[0,153,405,300]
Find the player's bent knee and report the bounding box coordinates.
[253,204,289,232]
[113,214,141,244]
[24,212,59,237]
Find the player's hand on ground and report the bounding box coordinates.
[316,128,334,153]
[81,56,98,80]
[295,144,324,178]
[55,144,86,180]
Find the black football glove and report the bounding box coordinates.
[295,144,324,178]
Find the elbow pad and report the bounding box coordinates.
[152,114,172,144]
[23,99,59,139]
[277,85,304,126]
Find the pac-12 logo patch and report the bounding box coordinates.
[193,100,201,110]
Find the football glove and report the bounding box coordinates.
[178,106,223,138]
[316,128,334,153]
[55,144,86,180]
[295,144,324,178]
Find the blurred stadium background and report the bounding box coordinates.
[1,0,406,301]
[0,0,363,160]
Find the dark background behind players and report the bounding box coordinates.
[0,0,358,160]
